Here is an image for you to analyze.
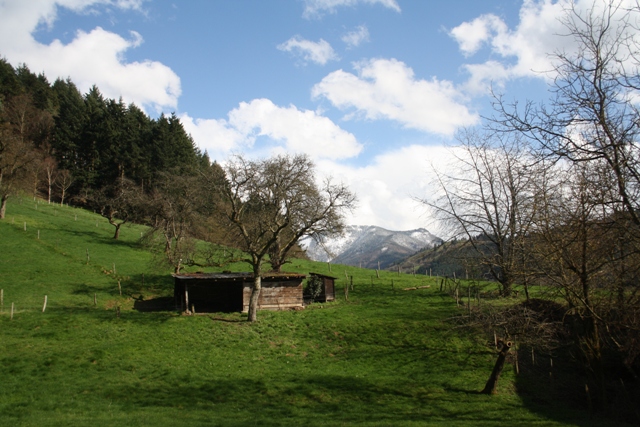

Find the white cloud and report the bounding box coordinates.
[312,58,479,136]
[303,0,400,19]
[181,98,362,162]
[277,36,338,65]
[316,144,457,231]
[450,0,640,94]
[449,14,507,56]
[0,0,180,113]
[179,115,250,161]
[229,99,362,159]
[342,25,370,49]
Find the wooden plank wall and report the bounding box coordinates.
[242,280,303,312]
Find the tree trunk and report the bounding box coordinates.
[500,275,513,297]
[0,194,8,219]
[481,340,512,394]
[247,273,262,322]
[112,222,121,239]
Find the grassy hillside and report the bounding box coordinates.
[0,198,625,426]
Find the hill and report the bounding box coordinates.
[301,225,441,270]
[393,239,483,278]
[0,197,625,426]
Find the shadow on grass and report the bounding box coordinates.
[515,344,640,427]
[133,296,176,312]
[124,274,174,296]
[99,373,558,426]
[66,228,147,250]
[72,283,109,297]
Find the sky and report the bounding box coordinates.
[0,0,629,234]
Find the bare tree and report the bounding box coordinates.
[143,173,204,274]
[42,156,57,204]
[420,129,540,297]
[209,154,356,322]
[89,178,142,239]
[489,0,640,402]
[267,176,355,272]
[495,0,640,227]
[55,169,74,206]
[0,94,48,218]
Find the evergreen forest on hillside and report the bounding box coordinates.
[0,58,210,198]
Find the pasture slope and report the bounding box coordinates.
[0,197,626,426]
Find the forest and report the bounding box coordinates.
[0,57,220,270]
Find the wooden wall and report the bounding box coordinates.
[242,279,304,312]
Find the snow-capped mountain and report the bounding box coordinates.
[300,225,442,270]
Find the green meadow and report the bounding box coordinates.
[0,198,626,426]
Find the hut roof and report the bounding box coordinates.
[173,272,306,282]
[309,272,339,280]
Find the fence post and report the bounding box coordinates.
[42,295,47,313]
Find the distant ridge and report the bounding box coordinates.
[301,225,442,270]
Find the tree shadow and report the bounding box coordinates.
[515,344,640,426]
[133,296,176,312]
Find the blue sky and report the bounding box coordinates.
[0,0,618,232]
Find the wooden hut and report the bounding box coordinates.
[308,272,337,302]
[173,272,306,313]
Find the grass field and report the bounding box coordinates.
[0,197,629,426]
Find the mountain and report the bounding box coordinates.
[301,225,442,270]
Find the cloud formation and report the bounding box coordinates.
[316,144,457,230]
[0,0,180,112]
[449,0,640,94]
[342,25,370,49]
[181,98,362,161]
[303,0,400,19]
[312,58,478,136]
[277,36,338,65]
